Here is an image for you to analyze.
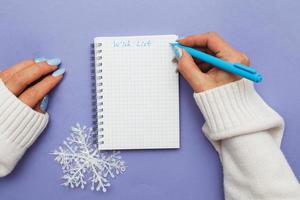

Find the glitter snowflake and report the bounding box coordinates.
[52,123,126,192]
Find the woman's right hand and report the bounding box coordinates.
[174,32,250,92]
[0,58,65,113]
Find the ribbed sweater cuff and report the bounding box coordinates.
[0,80,49,177]
[194,79,284,149]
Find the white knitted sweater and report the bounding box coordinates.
[194,79,300,199]
[0,80,48,176]
[0,78,299,199]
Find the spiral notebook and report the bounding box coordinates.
[93,35,180,150]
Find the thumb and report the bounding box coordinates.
[173,46,207,92]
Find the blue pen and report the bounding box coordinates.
[170,43,262,83]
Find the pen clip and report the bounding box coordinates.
[233,63,257,74]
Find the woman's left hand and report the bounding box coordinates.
[0,58,65,113]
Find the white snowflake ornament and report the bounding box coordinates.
[52,123,126,192]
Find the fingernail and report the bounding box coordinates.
[47,58,61,66]
[40,96,49,113]
[52,68,66,77]
[34,57,47,63]
[172,46,182,60]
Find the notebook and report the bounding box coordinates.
[93,35,179,150]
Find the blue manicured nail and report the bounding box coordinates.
[34,57,47,63]
[47,58,61,66]
[40,96,49,113]
[172,46,182,60]
[52,68,66,77]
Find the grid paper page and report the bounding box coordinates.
[94,35,179,150]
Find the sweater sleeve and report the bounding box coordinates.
[0,80,49,177]
[193,79,300,200]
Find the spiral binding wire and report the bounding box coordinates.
[91,42,105,145]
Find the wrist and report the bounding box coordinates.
[194,79,283,143]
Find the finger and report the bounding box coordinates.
[178,32,233,54]
[175,47,207,92]
[194,46,215,55]
[34,100,43,113]
[34,96,48,113]
[0,59,36,82]
[5,59,60,95]
[178,33,250,65]
[217,50,250,65]
[19,68,65,108]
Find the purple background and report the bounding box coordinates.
[0,0,299,199]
